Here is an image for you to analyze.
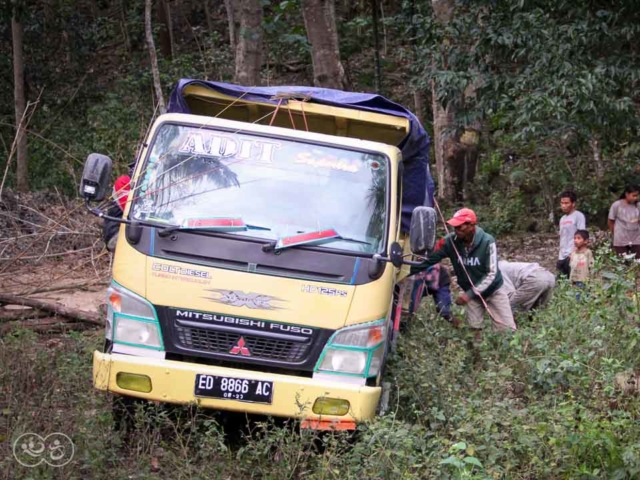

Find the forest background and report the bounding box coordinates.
[3,0,640,233]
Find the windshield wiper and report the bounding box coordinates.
[262,228,371,252]
[158,217,270,238]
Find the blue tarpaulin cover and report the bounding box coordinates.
[168,79,434,232]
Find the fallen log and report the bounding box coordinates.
[0,317,96,335]
[0,293,104,326]
[0,308,48,322]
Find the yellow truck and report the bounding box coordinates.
[81,80,436,430]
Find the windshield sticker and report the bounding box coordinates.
[178,133,281,164]
[204,289,287,310]
[301,284,348,298]
[151,262,212,285]
[294,151,360,173]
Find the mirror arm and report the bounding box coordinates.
[84,198,133,226]
[372,254,425,267]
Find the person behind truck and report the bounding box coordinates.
[103,174,131,252]
[409,238,459,326]
[410,208,516,344]
[499,260,556,312]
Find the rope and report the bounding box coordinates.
[432,198,513,330]
[300,100,310,132]
[269,98,284,126]
[287,107,297,130]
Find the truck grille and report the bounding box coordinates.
[174,325,310,363]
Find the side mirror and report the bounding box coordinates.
[409,206,437,254]
[80,153,112,202]
[389,242,404,268]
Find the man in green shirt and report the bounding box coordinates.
[411,208,516,341]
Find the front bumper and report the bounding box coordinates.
[93,351,381,423]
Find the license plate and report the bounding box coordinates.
[194,374,274,404]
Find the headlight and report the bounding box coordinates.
[115,317,162,348]
[107,282,163,350]
[316,320,387,378]
[319,350,368,375]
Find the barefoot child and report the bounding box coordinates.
[569,230,594,288]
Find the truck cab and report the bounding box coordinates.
[83,82,435,430]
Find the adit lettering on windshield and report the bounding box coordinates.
[132,124,389,254]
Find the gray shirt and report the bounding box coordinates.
[558,210,586,260]
[609,200,640,246]
[499,261,544,294]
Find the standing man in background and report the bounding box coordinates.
[557,191,586,277]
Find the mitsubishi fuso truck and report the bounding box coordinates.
[82,80,436,431]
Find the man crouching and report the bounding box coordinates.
[499,260,556,312]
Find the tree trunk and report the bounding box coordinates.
[234,0,263,86]
[301,0,347,89]
[120,0,131,55]
[590,136,604,181]
[431,79,453,200]
[430,0,479,203]
[157,0,174,59]
[204,1,214,33]
[12,15,28,192]
[371,0,382,92]
[145,0,166,113]
[224,0,241,52]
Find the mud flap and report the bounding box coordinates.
[377,381,391,416]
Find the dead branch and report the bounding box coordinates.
[0,245,97,261]
[15,279,108,296]
[0,293,104,325]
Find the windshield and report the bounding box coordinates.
[131,124,389,254]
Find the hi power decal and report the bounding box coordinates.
[301,284,348,297]
[204,289,286,310]
[174,310,313,335]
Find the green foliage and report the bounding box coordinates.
[263,0,311,68]
[3,254,639,478]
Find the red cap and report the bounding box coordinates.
[113,175,131,211]
[447,208,477,227]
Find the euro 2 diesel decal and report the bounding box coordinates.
[204,289,286,310]
[301,284,348,297]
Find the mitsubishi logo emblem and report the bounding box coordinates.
[229,337,251,356]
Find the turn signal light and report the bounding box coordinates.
[116,372,152,393]
[312,397,350,416]
[368,325,384,345]
[108,290,122,313]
